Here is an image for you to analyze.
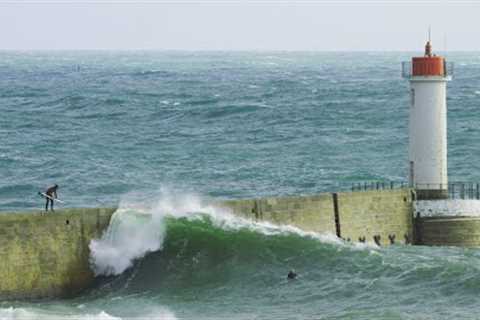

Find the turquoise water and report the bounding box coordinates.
[2,51,480,319]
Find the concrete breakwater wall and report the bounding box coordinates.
[0,189,413,299]
[223,189,415,246]
[416,216,480,247]
[0,208,115,299]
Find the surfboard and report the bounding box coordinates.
[38,192,65,204]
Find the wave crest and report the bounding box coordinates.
[89,188,357,277]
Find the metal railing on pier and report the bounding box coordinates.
[351,181,407,192]
[447,183,480,200]
[351,181,480,200]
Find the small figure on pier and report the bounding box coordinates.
[42,184,58,212]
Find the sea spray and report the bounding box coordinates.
[89,188,351,276]
[89,189,200,276]
[0,307,178,320]
[89,207,166,276]
[0,308,121,320]
[89,188,241,276]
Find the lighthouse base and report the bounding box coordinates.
[416,189,448,200]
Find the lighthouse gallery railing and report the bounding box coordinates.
[401,61,454,78]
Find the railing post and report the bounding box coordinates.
[411,181,480,199]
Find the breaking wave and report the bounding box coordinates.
[89,188,349,277]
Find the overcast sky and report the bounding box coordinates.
[1,0,479,51]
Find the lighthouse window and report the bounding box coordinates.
[411,89,415,107]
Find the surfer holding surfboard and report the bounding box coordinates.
[39,184,60,212]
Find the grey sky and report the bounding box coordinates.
[1,1,479,50]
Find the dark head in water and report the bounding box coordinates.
[287,269,297,280]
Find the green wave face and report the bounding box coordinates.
[88,215,480,319]
[122,216,342,290]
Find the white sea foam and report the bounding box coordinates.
[134,308,177,320]
[90,188,230,276]
[0,308,122,320]
[90,187,364,276]
[0,306,178,320]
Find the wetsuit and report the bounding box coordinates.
[45,186,58,212]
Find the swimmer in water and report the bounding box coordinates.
[287,269,297,280]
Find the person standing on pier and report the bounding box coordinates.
[44,184,58,212]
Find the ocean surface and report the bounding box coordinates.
[2,51,480,319]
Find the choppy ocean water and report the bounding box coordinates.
[2,51,480,319]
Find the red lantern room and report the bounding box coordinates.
[411,41,445,77]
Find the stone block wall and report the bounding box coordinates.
[336,190,415,246]
[223,194,336,233]
[222,189,414,245]
[0,208,115,299]
[416,216,480,247]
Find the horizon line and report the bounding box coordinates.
[1,48,479,51]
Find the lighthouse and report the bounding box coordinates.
[402,41,453,200]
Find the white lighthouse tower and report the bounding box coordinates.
[402,40,452,200]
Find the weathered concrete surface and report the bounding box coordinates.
[222,194,336,234]
[416,216,480,247]
[337,189,415,246]
[0,208,115,299]
[222,189,415,246]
